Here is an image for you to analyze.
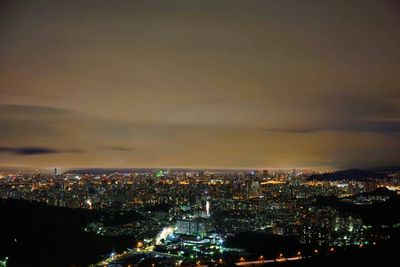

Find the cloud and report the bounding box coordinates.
[0,104,81,143]
[0,147,60,155]
[264,119,400,134]
[0,1,399,168]
[99,147,133,152]
[0,146,83,155]
[0,104,74,120]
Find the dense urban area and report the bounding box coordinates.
[2,1,400,267]
[1,168,400,267]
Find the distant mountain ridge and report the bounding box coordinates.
[64,168,156,175]
[307,167,400,181]
[63,167,256,175]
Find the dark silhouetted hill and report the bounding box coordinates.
[0,199,137,267]
[315,193,400,226]
[307,168,388,181]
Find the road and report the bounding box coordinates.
[234,256,303,266]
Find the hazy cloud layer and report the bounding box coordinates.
[0,147,60,155]
[0,0,399,169]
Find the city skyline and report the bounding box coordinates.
[1,166,399,266]
[1,0,400,169]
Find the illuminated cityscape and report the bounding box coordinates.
[1,168,400,266]
[1,0,400,266]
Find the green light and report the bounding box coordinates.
[0,257,9,267]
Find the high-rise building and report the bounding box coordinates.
[175,218,214,236]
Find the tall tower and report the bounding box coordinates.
[54,168,58,176]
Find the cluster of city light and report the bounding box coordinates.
[0,257,8,267]
[155,226,174,245]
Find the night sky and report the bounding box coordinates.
[0,0,399,169]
